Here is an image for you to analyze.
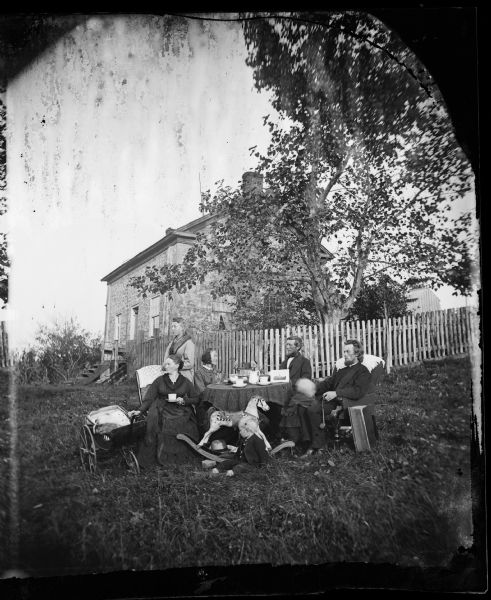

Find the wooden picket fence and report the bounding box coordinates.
[127,306,477,377]
[0,321,9,368]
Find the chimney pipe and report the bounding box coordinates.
[241,171,263,195]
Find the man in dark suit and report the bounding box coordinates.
[302,339,371,456]
[265,336,313,446]
[279,336,312,386]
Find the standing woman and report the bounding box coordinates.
[136,354,199,468]
[164,317,196,382]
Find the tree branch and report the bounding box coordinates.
[319,152,350,204]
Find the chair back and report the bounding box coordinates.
[334,354,385,396]
[136,364,163,406]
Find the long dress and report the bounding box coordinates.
[136,373,199,468]
[194,364,221,436]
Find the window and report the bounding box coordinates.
[114,314,121,341]
[129,306,139,340]
[149,296,160,337]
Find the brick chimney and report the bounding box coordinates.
[241,171,263,195]
[165,227,174,236]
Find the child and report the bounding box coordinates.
[204,414,269,477]
[280,377,317,453]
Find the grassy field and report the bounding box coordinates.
[0,356,484,593]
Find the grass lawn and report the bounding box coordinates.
[0,356,484,594]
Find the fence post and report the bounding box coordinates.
[0,322,9,367]
[386,318,392,373]
[113,340,119,372]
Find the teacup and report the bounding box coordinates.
[235,378,246,387]
[168,393,177,401]
[259,376,269,384]
[229,374,238,383]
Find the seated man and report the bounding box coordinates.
[303,339,371,456]
[279,336,312,386]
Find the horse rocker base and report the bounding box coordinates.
[177,433,295,462]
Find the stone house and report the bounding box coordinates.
[100,212,233,360]
[100,171,333,361]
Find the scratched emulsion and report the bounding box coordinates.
[3,13,479,576]
[7,15,274,345]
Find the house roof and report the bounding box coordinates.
[100,213,215,283]
[101,210,333,283]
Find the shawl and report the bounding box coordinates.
[168,333,192,356]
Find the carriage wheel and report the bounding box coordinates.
[79,425,97,473]
[121,448,140,475]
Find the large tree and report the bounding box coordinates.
[131,12,473,325]
[0,86,7,308]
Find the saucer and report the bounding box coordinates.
[232,383,247,388]
[257,381,270,386]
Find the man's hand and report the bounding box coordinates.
[322,391,337,401]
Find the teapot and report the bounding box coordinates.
[248,370,259,385]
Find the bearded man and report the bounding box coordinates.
[301,339,371,456]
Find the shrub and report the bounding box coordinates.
[12,318,102,384]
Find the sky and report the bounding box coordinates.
[5,15,278,349]
[4,14,477,350]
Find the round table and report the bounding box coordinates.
[202,382,292,412]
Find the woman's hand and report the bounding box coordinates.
[176,397,185,406]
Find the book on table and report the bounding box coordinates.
[268,369,290,382]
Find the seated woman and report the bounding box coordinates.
[194,348,222,436]
[135,354,200,468]
[194,348,221,393]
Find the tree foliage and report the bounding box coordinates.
[131,12,473,325]
[13,319,102,384]
[346,275,411,321]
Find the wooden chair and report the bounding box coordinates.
[334,354,386,451]
[135,364,163,406]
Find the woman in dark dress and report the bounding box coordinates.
[136,354,200,468]
[194,348,222,436]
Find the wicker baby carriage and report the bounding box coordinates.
[79,404,146,474]
[78,365,163,474]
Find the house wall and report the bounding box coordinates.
[407,287,442,313]
[103,243,175,351]
[103,239,234,354]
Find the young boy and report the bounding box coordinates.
[280,377,317,453]
[205,414,269,477]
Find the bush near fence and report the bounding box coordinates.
[125,306,476,377]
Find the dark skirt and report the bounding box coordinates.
[137,406,199,469]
